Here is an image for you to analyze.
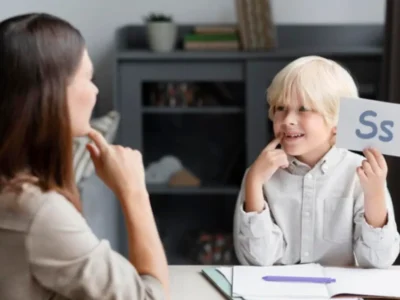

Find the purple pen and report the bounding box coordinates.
[262,275,336,284]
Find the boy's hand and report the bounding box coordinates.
[247,135,289,185]
[357,148,389,228]
[357,148,387,199]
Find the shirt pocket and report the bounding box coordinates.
[323,197,353,244]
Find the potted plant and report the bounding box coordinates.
[144,13,177,52]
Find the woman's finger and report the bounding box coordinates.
[86,143,100,159]
[87,129,109,154]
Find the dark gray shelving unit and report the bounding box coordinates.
[147,185,239,195]
[142,107,244,114]
[114,24,383,264]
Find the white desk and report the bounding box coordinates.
[169,265,225,300]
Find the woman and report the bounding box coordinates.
[0,13,169,300]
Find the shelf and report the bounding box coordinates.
[117,47,383,61]
[142,107,243,114]
[147,185,239,195]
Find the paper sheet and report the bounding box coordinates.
[217,267,319,300]
[216,267,233,284]
[217,267,319,299]
[326,267,400,298]
[216,265,358,300]
[337,97,400,157]
[232,264,329,299]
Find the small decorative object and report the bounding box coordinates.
[145,155,182,184]
[184,231,235,265]
[144,13,177,52]
[168,169,201,187]
[145,155,201,187]
[149,82,223,107]
[235,0,277,50]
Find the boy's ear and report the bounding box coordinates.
[332,126,337,135]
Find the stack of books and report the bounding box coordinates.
[183,25,239,51]
[235,0,277,50]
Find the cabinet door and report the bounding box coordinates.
[245,61,287,164]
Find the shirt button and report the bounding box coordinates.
[304,211,310,217]
[306,174,313,180]
[304,252,309,257]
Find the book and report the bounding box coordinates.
[183,33,240,51]
[235,0,277,50]
[201,267,235,300]
[184,41,239,51]
[194,25,237,34]
[184,33,239,42]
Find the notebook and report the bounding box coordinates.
[202,265,358,300]
[232,264,400,299]
[201,267,237,300]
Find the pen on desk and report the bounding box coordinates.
[261,275,336,284]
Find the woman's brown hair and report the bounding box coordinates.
[0,13,85,211]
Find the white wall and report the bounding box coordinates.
[0,0,386,112]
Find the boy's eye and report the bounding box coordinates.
[299,106,309,112]
[276,106,285,111]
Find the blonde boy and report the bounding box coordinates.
[233,56,400,268]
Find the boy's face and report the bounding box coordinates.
[272,92,335,167]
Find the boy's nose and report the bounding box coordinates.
[283,111,298,125]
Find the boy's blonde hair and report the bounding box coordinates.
[267,56,358,126]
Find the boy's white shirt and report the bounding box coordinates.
[233,146,400,268]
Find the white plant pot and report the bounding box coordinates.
[146,22,177,52]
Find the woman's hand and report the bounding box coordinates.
[86,129,147,198]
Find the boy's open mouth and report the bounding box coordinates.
[283,132,305,141]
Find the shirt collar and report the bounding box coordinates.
[286,146,341,177]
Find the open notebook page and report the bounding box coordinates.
[216,267,234,284]
[216,266,358,300]
[232,264,330,299]
[325,267,400,298]
[216,267,265,300]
